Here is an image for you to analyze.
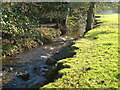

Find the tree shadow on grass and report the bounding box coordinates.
[116,74,120,80]
[40,42,79,87]
[93,19,103,29]
[93,16,103,29]
[86,31,114,40]
[84,15,115,40]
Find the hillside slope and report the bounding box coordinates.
[41,14,118,88]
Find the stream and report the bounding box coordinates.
[1,30,81,88]
[2,8,118,88]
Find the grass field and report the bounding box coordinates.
[41,14,119,88]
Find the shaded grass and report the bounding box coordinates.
[41,14,118,88]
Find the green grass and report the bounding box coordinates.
[41,14,119,88]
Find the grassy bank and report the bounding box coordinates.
[41,14,118,88]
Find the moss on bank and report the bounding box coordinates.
[41,14,118,88]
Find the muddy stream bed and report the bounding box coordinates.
[1,33,80,88]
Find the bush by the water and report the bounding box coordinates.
[2,3,62,57]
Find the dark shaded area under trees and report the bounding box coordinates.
[1,2,118,57]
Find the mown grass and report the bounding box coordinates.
[41,14,119,88]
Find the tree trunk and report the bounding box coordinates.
[65,8,70,26]
[84,2,95,34]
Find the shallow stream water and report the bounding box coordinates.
[2,29,82,88]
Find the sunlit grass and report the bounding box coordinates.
[41,14,118,88]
